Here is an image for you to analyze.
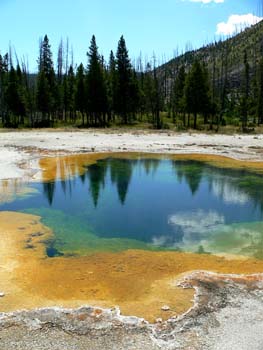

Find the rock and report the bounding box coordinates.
[155,318,163,323]
[161,305,170,311]
[0,292,5,297]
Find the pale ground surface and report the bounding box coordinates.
[1,129,263,349]
[1,129,263,180]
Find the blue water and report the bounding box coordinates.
[1,157,263,258]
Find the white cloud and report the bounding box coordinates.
[211,179,250,205]
[216,14,263,36]
[168,209,225,236]
[151,210,225,249]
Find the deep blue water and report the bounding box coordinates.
[1,157,263,258]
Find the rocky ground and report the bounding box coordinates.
[1,272,263,350]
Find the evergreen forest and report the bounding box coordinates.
[1,20,263,132]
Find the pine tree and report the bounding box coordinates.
[56,39,64,121]
[184,60,211,129]
[257,57,263,125]
[116,35,133,124]
[6,66,19,126]
[143,62,155,121]
[36,69,50,121]
[0,53,9,125]
[137,55,146,121]
[21,60,35,127]
[240,50,250,131]
[86,35,108,126]
[129,69,140,120]
[39,35,55,84]
[37,35,56,125]
[202,63,212,125]
[152,62,162,129]
[142,61,162,128]
[75,63,86,125]
[107,50,117,122]
[15,64,27,124]
[171,65,186,125]
[66,65,76,122]
[219,43,230,125]
[5,65,26,127]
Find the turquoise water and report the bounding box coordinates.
[2,156,263,258]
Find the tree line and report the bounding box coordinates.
[0,34,262,130]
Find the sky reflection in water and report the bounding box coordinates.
[1,157,263,258]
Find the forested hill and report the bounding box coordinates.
[159,20,263,91]
[1,22,263,131]
[151,19,263,130]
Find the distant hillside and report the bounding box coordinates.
[159,20,263,93]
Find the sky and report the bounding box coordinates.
[0,0,261,71]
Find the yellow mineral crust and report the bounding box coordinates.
[38,152,263,183]
[1,211,263,322]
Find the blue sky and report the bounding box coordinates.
[0,0,261,71]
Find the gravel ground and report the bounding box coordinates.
[203,296,263,350]
[1,272,263,350]
[0,326,160,350]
